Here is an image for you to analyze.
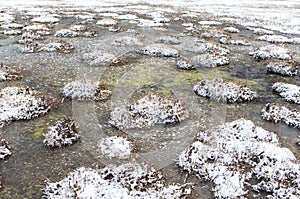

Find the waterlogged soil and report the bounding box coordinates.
[0,3,300,198]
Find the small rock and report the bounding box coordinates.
[43,117,80,147]
[193,78,258,103]
[249,44,291,60]
[266,60,298,76]
[272,82,300,104]
[262,103,300,128]
[63,80,112,101]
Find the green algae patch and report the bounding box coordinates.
[32,113,65,139]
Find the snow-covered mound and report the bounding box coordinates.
[262,103,300,128]
[272,82,300,104]
[109,94,189,130]
[179,118,300,198]
[63,80,112,101]
[193,78,258,103]
[43,117,80,147]
[43,163,191,198]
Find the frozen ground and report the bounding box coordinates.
[2,0,300,34]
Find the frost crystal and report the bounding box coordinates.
[82,50,127,66]
[190,53,230,68]
[0,139,11,159]
[0,64,22,81]
[99,136,135,159]
[63,80,112,101]
[0,87,54,124]
[109,94,189,130]
[178,119,300,198]
[220,37,251,46]
[22,40,74,53]
[176,58,195,70]
[43,117,80,147]
[193,78,258,103]
[138,44,180,57]
[249,45,291,60]
[272,82,300,104]
[266,60,298,76]
[262,103,300,128]
[43,163,191,199]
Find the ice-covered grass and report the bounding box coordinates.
[22,40,75,53]
[99,136,135,159]
[109,94,189,130]
[266,60,298,76]
[193,78,258,103]
[137,44,180,57]
[0,139,11,160]
[262,103,300,128]
[0,87,54,124]
[43,163,192,198]
[0,64,23,81]
[249,45,291,60]
[82,50,127,66]
[43,117,80,147]
[63,80,112,101]
[178,118,300,198]
[272,82,300,104]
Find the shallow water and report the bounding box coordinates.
[0,1,300,198]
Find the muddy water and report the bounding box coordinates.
[0,6,300,199]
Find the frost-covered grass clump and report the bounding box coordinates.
[193,78,258,103]
[178,119,300,198]
[109,94,189,130]
[99,136,135,159]
[176,58,195,70]
[82,50,127,67]
[0,64,23,81]
[190,53,230,67]
[266,60,298,76]
[249,44,291,60]
[0,139,11,159]
[43,163,192,199]
[137,44,180,57]
[0,87,54,125]
[22,40,75,53]
[220,37,251,46]
[272,82,300,104]
[43,117,80,147]
[262,103,300,128]
[63,80,112,101]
